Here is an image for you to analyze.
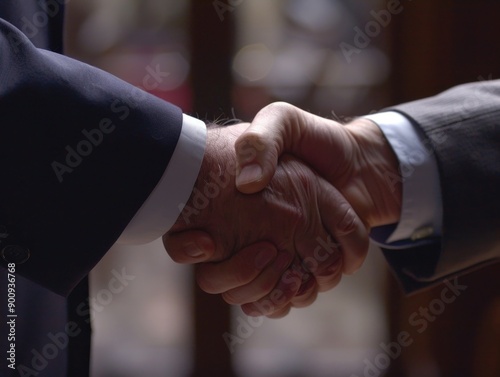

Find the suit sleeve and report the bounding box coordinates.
[0,19,187,296]
[381,80,500,292]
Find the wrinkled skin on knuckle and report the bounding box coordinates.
[291,287,318,308]
[263,101,295,116]
[335,204,358,235]
[274,157,329,258]
[273,158,352,295]
[266,156,319,230]
[315,271,343,292]
[235,130,270,163]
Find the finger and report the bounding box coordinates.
[222,251,293,305]
[241,271,318,318]
[234,102,345,194]
[298,236,343,293]
[290,275,319,308]
[266,305,292,319]
[293,227,343,289]
[163,230,216,264]
[239,262,313,317]
[238,264,303,316]
[314,260,343,292]
[279,157,345,285]
[316,177,370,275]
[195,242,277,294]
[290,286,318,309]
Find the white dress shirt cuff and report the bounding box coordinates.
[363,111,443,248]
[117,114,206,244]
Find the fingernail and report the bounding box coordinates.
[254,248,277,269]
[184,242,205,259]
[236,164,263,186]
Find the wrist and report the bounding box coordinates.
[172,126,233,230]
[344,118,402,227]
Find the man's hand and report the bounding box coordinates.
[164,123,369,317]
[205,104,402,315]
[235,102,402,228]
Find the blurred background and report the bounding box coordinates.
[64,0,500,376]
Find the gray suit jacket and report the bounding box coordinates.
[382,81,500,292]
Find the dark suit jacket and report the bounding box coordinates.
[0,1,185,376]
[383,81,500,292]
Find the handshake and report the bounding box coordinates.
[164,102,402,318]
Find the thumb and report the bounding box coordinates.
[163,230,216,264]
[234,103,294,194]
[234,102,346,194]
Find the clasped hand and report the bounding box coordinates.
[164,103,401,318]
